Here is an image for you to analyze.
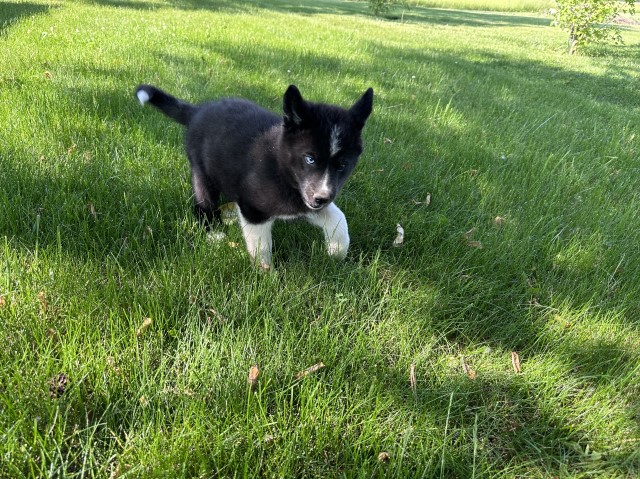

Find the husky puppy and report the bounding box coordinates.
[135,84,373,266]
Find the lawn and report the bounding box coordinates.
[407,0,554,13]
[1,0,639,477]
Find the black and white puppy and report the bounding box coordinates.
[135,84,373,266]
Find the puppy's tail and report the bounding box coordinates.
[135,85,197,126]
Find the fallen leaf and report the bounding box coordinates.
[136,317,152,337]
[493,216,505,226]
[412,192,431,207]
[468,169,479,177]
[0,295,6,308]
[248,364,259,390]
[44,70,53,80]
[228,241,240,248]
[378,451,391,463]
[259,261,271,271]
[383,138,393,144]
[296,362,326,379]
[139,395,149,407]
[461,357,477,380]
[467,240,483,249]
[511,351,521,374]
[393,224,404,247]
[49,373,68,398]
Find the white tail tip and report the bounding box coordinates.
[137,89,150,106]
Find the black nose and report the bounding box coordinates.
[313,196,330,208]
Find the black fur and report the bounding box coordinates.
[135,83,373,247]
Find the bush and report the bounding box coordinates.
[553,0,636,54]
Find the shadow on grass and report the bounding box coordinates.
[81,0,550,28]
[0,1,52,36]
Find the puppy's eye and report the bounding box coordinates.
[304,155,315,165]
[336,161,347,172]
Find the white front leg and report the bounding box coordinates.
[236,206,274,267]
[306,203,350,259]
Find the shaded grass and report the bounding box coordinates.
[1,0,640,477]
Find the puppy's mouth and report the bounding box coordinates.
[303,200,327,211]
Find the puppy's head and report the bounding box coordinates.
[280,85,373,211]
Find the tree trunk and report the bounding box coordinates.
[569,25,577,55]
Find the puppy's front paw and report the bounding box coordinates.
[327,235,349,260]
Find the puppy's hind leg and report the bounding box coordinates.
[191,168,221,226]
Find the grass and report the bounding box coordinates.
[406,0,554,13]
[1,0,640,477]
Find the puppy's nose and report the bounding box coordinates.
[313,195,330,208]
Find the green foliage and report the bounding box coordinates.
[369,0,396,16]
[553,0,636,54]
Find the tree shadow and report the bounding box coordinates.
[79,0,551,28]
[0,2,52,36]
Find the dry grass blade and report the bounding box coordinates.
[136,317,152,338]
[87,202,97,219]
[409,363,416,391]
[511,351,521,374]
[38,291,48,313]
[296,362,325,379]
[248,364,259,390]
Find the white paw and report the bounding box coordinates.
[327,235,349,259]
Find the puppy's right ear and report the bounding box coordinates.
[283,85,308,128]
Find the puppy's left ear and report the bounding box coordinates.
[283,85,308,128]
[350,88,374,130]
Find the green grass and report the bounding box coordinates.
[407,0,554,13]
[1,0,640,477]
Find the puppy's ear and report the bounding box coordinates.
[283,85,308,128]
[350,88,374,130]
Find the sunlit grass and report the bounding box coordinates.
[406,0,554,12]
[1,0,639,477]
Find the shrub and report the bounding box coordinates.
[553,0,636,54]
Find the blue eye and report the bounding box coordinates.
[304,155,315,165]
